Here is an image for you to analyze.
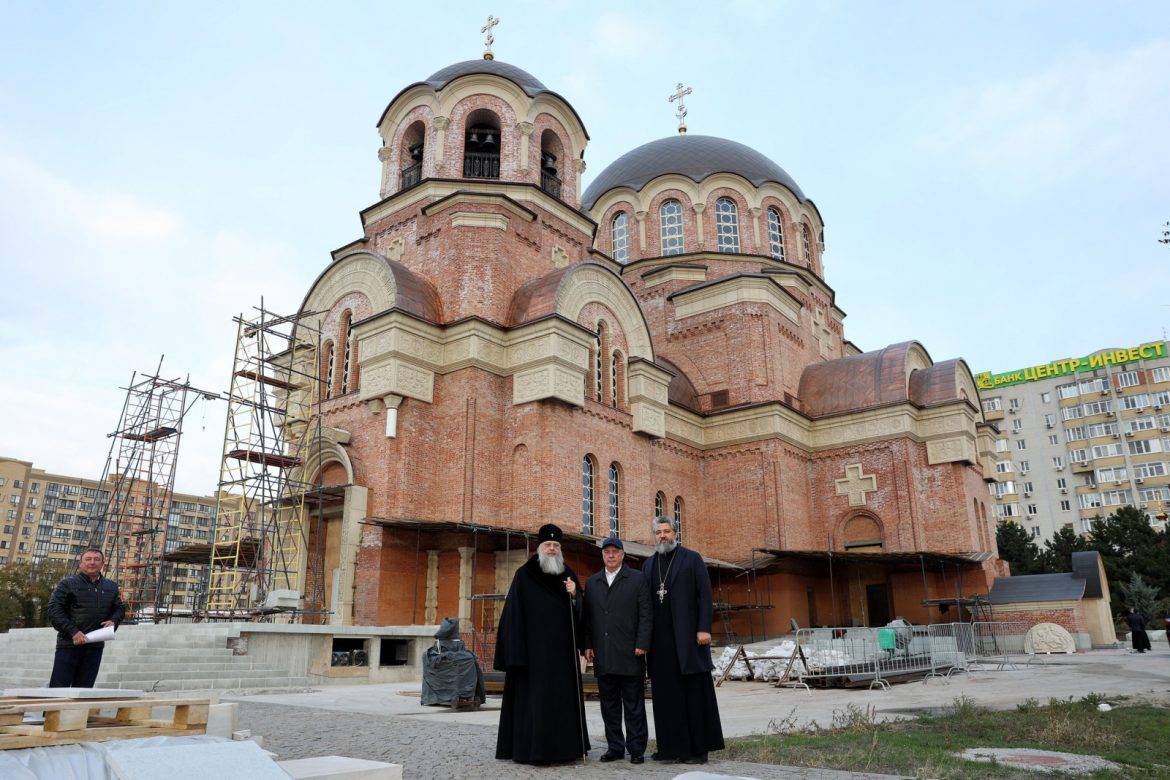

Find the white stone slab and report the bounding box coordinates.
[279,755,403,780]
[205,702,239,739]
[105,739,290,780]
[4,687,145,698]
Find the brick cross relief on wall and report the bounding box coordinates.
[835,463,877,506]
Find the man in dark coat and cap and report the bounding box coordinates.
[494,523,589,764]
[643,516,724,764]
[583,536,652,764]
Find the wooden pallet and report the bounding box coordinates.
[0,695,209,750]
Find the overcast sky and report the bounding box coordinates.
[2,1,1167,494]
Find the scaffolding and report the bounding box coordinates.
[83,362,219,621]
[200,305,323,619]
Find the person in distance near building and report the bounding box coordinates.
[583,536,652,764]
[494,523,589,764]
[1126,607,1151,653]
[642,516,724,764]
[47,548,125,687]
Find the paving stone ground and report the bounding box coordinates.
[236,701,909,780]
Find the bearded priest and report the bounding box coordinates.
[642,515,724,765]
[494,523,590,764]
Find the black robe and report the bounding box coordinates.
[494,555,589,763]
[644,547,724,760]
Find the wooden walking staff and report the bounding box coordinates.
[566,580,587,764]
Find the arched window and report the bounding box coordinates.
[594,322,606,402]
[660,199,684,256]
[800,223,813,268]
[655,491,666,517]
[463,110,500,179]
[611,212,630,264]
[767,207,785,261]
[322,341,336,400]
[399,120,425,190]
[715,197,739,253]
[581,456,596,535]
[339,311,353,394]
[539,129,563,199]
[673,496,684,543]
[610,352,620,409]
[608,462,621,537]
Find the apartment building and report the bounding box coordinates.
[0,456,217,613]
[976,341,1170,541]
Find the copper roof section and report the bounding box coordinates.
[908,359,966,407]
[798,341,931,418]
[386,257,443,323]
[656,355,699,412]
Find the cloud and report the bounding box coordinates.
[922,39,1170,179]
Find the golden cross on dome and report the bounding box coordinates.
[481,15,499,60]
[669,82,693,134]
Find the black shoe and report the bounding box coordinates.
[683,753,708,765]
[630,755,644,764]
[599,751,622,762]
[651,752,677,763]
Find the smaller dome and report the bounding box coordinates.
[583,135,808,208]
[424,59,549,97]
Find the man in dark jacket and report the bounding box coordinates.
[583,537,652,764]
[643,516,724,765]
[47,548,125,687]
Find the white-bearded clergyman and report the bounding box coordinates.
[494,523,589,764]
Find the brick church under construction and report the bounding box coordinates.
[285,51,1006,642]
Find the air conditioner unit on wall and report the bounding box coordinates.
[1126,431,1135,437]
[1009,408,1017,414]
[1060,488,1068,494]
[1136,478,1144,484]
[1055,465,1064,471]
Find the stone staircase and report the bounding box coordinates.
[0,624,311,692]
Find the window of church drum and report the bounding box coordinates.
[582,456,596,535]
[610,352,622,409]
[767,207,785,261]
[608,463,621,537]
[339,310,353,394]
[594,326,605,401]
[611,212,630,264]
[399,120,425,190]
[660,200,684,256]
[800,223,813,268]
[463,111,500,179]
[673,496,684,543]
[715,197,739,253]
[322,341,336,400]
[655,491,665,517]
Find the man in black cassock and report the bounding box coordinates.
[494,523,589,764]
[643,516,724,765]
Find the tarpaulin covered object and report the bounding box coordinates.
[420,618,485,707]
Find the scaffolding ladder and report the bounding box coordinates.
[83,364,217,621]
[201,305,322,619]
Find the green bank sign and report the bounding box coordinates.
[976,342,1168,391]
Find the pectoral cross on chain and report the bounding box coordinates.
[657,583,668,604]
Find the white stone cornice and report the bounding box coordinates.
[626,360,672,438]
[641,264,707,288]
[662,397,982,458]
[671,275,801,325]
[353,312,592,408]
[361,179,595,237]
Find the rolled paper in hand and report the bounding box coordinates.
[84,626,116,643]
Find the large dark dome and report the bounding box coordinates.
[582,135,807,209]
[424,59,548,97]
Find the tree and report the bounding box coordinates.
[0,561,72,633]
[995,521,1045,575]
[1086,506,1170,617]
[1040,526,1091,573]
[1114,573,1167,623]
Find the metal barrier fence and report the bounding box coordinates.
[787,621,1032,690]
[970,621,1033,670]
